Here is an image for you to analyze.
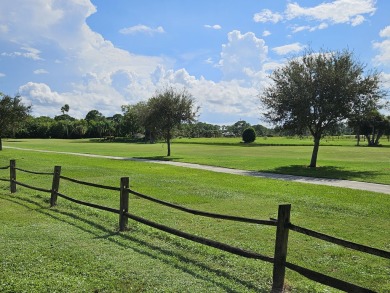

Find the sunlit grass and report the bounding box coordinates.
[3,137,390,184]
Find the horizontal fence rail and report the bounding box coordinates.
[15,167,53,176]
[285,262,375,293]
[289,224,390,259]
[13,180,52,193]
[60,175,121,191]
[129,189,277,226]
[56,192,120,214]
[0,164,10,182]
[1,159,389,293]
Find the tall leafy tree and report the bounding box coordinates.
[109,114,124,137]
[359,110,389,146]
[0,93,31,150]
[24,116,53,138]
[145,87,198,156]
[54,112,75,138]
[72,119,88,138]
[228,120,251,137]
[85,110,106,138]
[85,109,104,122]
[260,49,384,167]
[121,103,147,138]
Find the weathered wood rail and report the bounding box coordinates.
[1,159,388,292]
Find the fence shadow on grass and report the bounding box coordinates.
[0,193,267,292]
[266,165,383,182]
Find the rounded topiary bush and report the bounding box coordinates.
[242,127,256,143]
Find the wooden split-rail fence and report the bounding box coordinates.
[0,159,389,292]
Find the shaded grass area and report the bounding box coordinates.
[269,165,383,180]
[0,150,389,292]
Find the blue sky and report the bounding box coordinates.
[0,0,389,125]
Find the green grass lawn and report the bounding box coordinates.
[0,148,389,292]
[3,137,390,184]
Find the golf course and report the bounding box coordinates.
[0,137,389,292]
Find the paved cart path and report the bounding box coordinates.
[4,146,390,195]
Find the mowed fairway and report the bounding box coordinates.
[0,138,389,292]
[3,136,390,184]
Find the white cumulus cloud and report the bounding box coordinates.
[272,43,306,55]
[204,24,222,30]
[218,30,268,82]
[291,22,329,33]
[253,9,283,23]
[1,46,43,60]
[373,26,390,67]
[33,69,49,75]
[262,30,271,37]
[119,25,165,35]
[285,0,376,26]
[379,26,390,38]
[256,0,376,34]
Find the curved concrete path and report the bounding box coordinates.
[4,146,390,195]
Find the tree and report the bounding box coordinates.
[260,49,384,167]
[85,110,106,138]
[109,114,124,137]
[0,93,31,150]
[145,87,198,156]
[121,103,147,138]
[242,127,256,143]
[25,116,53,138]
[252,124,269,137]
[348,89,382,145]
[359,110,389,146]
[85,109,103,122]
[386,116,390,142]
[72,119,88,138]
[61,104,69,115]
[228,120,251,137]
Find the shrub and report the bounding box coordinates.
[242,127,256,143]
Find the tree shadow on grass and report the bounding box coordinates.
[134,156,183,161]
[4,140,25,143]
[0,193,269,292]
[265,165,384,181]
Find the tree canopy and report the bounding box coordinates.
[260,49,385,167]
[0,93,31,150]
[144,87,198,156]
[61,104,69,115]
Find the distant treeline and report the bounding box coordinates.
[8,109,359,141]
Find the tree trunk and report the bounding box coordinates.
[0,137,2,151]
[374,131,383,146]
[365,134,372,146]
[356,128,360,146]
[167,130,171,157]
[309,136,321,168]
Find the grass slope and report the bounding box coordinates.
[0,149,389,292]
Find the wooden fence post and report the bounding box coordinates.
[119,177,129,231]
[271,204,291,293]
[50,166,61,207]
[10,159,16,193]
